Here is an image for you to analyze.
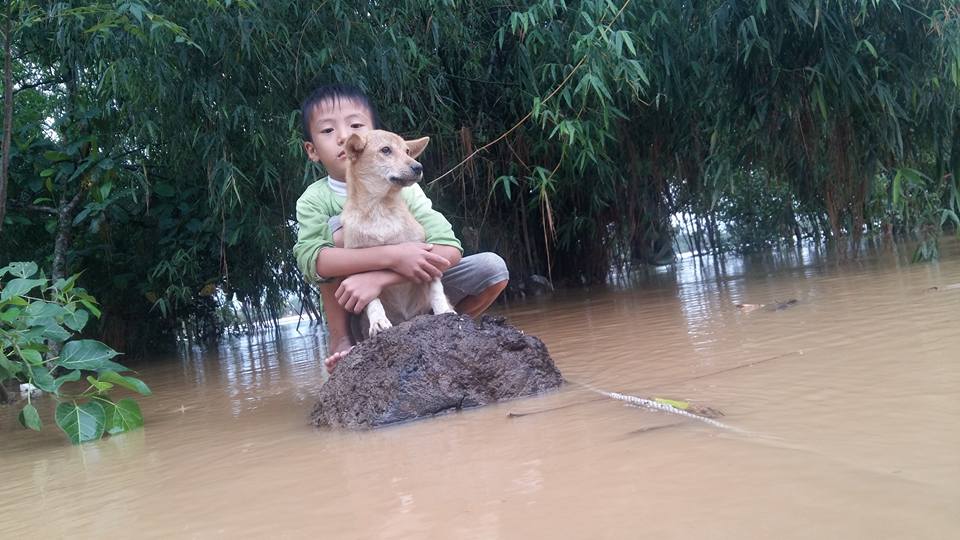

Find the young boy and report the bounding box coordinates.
[293,84,509,372]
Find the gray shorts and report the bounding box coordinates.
[328,215,508,304]
[441,252,510,304]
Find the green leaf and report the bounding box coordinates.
[63,309,89,332]
[653,397,690,410]
[55,401,106,444]
[40,322,72,342]
[55,340,127,372]
[52,274,79,293]
[25,301,67,319]
[0,306,22,323]
[79,299,102,318]
[103,398,144,435]
[53,370,82,392]
[1,278,47,301]
[98,370,152,396]
[20,349,43,366]
[2,262,38,278]
[86,375,114,392]
[18,404,42,431]
[29,365,57,393]
[0,350,22,377]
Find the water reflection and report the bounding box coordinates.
[2,238,959,538]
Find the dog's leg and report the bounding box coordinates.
[365,298,393,337]
[429,279,456,314]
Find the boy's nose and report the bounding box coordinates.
[410,163,423,176]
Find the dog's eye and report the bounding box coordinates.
[380,146,391,155]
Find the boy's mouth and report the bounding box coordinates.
[336,151,346,159]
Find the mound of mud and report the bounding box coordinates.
[311,313,563,429]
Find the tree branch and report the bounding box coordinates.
[13,77,65,94]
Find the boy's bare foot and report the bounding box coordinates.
[324,335,354,373]
[324,347,353,372]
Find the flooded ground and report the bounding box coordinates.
[3,240,959,539]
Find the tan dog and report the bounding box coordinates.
[341,130,455,337]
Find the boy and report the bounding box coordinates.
[293,84,509,372]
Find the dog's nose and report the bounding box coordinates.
[410,163,423,176]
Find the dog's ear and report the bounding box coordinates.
[404,137,430,159]
[345,134,367,160]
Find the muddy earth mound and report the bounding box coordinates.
[311,313,563,429]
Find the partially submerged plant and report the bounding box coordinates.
[0,262,150,444]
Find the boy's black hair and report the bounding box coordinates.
[300,83,382,141]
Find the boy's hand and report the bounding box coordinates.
[390,242,451,283]
[336,272,387,313]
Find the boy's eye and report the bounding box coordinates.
[351,123,365,129]
[320,128,334,134]
[380,146,391,155]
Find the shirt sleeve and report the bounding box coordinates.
[293,187,335,283]
[403,184,462,254]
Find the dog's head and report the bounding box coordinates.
[345,130,429,195]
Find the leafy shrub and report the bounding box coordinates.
[0,262,150,444]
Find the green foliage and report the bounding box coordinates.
[1,0,957,347]
[1,262,150,444]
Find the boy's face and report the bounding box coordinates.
[303,98,374,180]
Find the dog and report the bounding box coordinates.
[340,129,456,338]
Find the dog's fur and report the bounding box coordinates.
[341,130,455,337]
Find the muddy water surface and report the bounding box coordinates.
[2,241,959,539]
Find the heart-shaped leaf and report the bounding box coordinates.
[55,340,127,372]
[55,401,106,444]
[103,398,144,435]
[1,278,47,301]
[29,365,57,393]
[3,262,38,279]
[18,404,42,431]
[63,309,89,332]
[20,349,43,366]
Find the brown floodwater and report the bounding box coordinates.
[2,240,959,539]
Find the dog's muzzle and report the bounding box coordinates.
[389,162,424,187]
[388,174,421,187]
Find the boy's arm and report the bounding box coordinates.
[322,184,461,280]
[403,184,463,268]
[293,188,334,283]
[296,183,449,282]
[317,243,450,282]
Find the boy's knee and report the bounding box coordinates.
[475,252,509,284]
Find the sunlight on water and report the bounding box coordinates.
[2,239,959,538]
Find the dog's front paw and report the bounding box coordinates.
[434,304,456,315]
[368,317,392,337]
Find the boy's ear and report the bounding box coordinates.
[345,134,367,160]
[303,141,320,162]
[405,137,430,159]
